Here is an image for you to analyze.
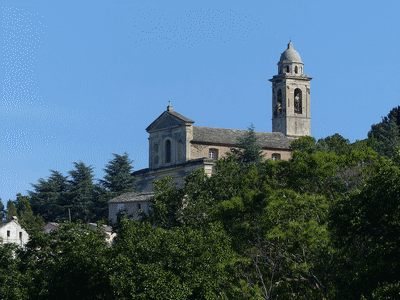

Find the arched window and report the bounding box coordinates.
[294,88,302,114]
[209,148,219,160]
[271,153,281,161]
[295,66,298,74]
[286,66,290,73]
[165,140,171,163]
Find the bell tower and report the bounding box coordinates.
[269,41,312,138]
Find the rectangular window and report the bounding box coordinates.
[19,232,22,239]
[7,230,10,237]
[209,149,219,160]
[117,204,124,211]
[137,203,141,210]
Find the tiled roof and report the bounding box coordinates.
[108,191,155,203]
[192,126,292,149]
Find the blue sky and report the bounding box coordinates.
[1,0,399,203]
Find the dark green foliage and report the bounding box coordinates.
[28,153,135,223]
[330,159,400,299]
[290,135,317,153]
[13,194,45,232]
[370,118,400,157]
[100,152,136,194]
[6,200,18,220]
[369,105,400,139]
[66,161,96,222]
[111,219,236,299]
[368,106,400,158]
[29,170,69,222]
[316,133,351,155]
[231,124,264,164]
[0,243,30,300]
[0,199,5,221]
[143,176,183,229]
[20,222,112,300]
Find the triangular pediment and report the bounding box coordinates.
[146,112,185,132]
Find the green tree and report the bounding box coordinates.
[0,243,30,300]
[29,170,70,222]
[20,222,112,300]
[13,194,45,232]
[369,105,400,139]
[231,124,264,164]
[370,118,400,158]
[111,218,236,300]
[66,161,96,222]
[0,199,5,221]
[330,159,400,299]
[290,135,317,153]
[6,200,18,220]
[94,152,136,222]
[316,133,351,155]
[100,152,136,194]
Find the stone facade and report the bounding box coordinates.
[108,42,311,222]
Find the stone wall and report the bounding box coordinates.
[190,143,292,161]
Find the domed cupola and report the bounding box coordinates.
[277,41,304,75]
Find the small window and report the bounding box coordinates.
[148,203,152,211]
[137,203,141,210]
[209,148,219,160]
[286,66,289,73]
[272,153,281,161]
[19,232,22,239]
[117,204,125,211]
[7,230,10,237]
[295,66,298,74]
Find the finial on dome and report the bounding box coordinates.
[288,40,294,50]
[167,99,173,112]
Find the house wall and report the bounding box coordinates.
[0,221,29,247]
[109,201,151,223]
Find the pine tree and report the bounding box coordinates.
[29,170,70,222]
[67,161,95,222]
[100,152,136,194]
[231,124,264,164]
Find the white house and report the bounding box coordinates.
[0,216,29,248]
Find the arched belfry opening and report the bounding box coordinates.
[276,89,283,115]
[294,88,302,114]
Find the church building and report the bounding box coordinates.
[109,41,312,222]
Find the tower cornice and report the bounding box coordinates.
[269,74,312,83]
